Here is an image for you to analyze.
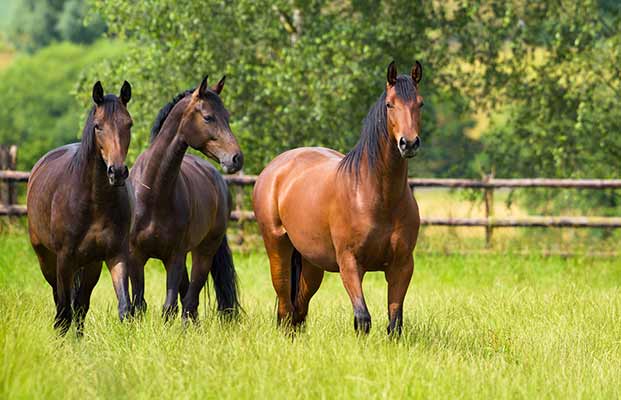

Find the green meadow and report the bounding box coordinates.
[1,225,620,399]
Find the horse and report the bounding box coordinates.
[253,61,423,335]
[27,81,133,336]
[128,75,243,322]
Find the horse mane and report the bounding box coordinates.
[150,89,194,143]
[70,94,120,171]
[338,74,417,179]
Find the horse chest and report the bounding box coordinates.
[133,212,185,256]
[346,218,415,270]
[76,218,124,260]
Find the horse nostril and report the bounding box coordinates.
[232,152,242,167]
[413,136,421,150]
[399,137,407,150]
[122,166,129,178]
[107,165,114,176]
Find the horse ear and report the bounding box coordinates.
[92,81,104,105]
[387,61,397,86]
[120,80,132,105]
[411,61,423,86]
[212,75,226,94]
[198,75,209,98]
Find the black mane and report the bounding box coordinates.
[338,75,417,179]
[150,89,194,142]
[70,94,120,171]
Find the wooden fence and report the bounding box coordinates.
[2,154,621,246]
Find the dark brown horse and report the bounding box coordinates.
[27,81,133,335]
[128,75,242,321]
[253,61,423,335]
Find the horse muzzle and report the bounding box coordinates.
[220,151,243,174]
[398,136,421,159]
[107,164,129,186]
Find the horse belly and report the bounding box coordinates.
[280,192,338,271]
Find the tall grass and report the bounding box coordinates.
[1,229,620,399]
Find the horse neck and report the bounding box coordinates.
[74,140,117,207]
[357,134,410,207]
[142,104,188,202]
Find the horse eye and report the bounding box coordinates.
[203,115,215,123]
[386,103,394,109]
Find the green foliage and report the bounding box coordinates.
[477,2,621,181]
[91,1,619,183]
[86,0,480,175]
[0,0,18,31]
[56,0,107,44]
[0,40,126,170]
[6,0,106,52]
[458,1,621,211]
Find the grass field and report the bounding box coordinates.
[1,225,621,399]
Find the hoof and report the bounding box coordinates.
[162,305,178,322]
[353,312,372,334]
[131,299,148,317]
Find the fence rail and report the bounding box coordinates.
[229,210,621,228]
[215,174,621,189]
[2,168,621,246]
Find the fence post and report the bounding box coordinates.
[484,173,494,247]
[0,145,8,207]
[8,145,17,206]
[233,170,245,245]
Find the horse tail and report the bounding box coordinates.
[290,249,302,309]
[210,235,241,318]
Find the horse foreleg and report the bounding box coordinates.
[106,254,132,322]
[338,252,371,334]
[385,255,414,337]
[72,261,103,336]
[162,253,187,321]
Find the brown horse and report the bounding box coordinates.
[27,81,133,335]
[253,61,423,335]
[128,75,242,321]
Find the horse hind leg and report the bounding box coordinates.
[162,253,187,321]
[262,232,296,328]
[179,267,189,308]
[71,262,103,337]
[292,256,324,328]
[182,246,216,323]
[128,248,148,316]
[33,245,58,305]
[54,253,75,335]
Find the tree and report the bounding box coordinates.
[6,0,106,52]
[86,0,481,175]
[83,0,620,189]
[0,40,127,170]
